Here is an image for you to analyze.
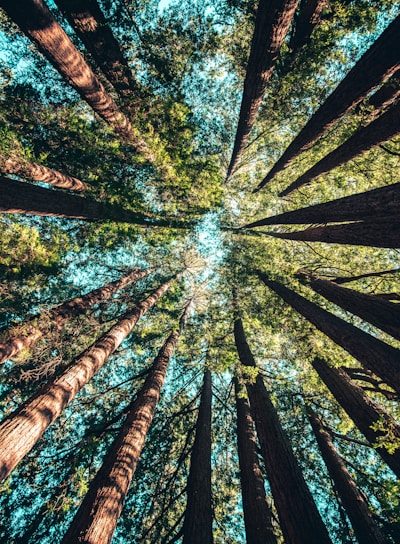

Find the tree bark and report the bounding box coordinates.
[0,267,153,364]
[256,14,400,190]
[312,358,400,478]
[331,268,400,285]
[307,405,387,544]
[0,274,177,481]
[182,369,213,544]
[280,100,400,196]
[61,305,189,544]
[234,318,332,544]
[234,377,277,544]
[226,0,299,178]
[363,68,400,121]
[288,0,327,58]
[258,274,400,393]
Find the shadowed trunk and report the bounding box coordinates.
[0,274,177,481]
[331,268,400,285]
[307,406,386,544]
[258,274,400,393]
[312,358,400,478]
[256,14,400,190]
[362,68,400,121]
[234,318,332,544]
[182,370,213,544]
[234,377,277,544]
[226,0,299,178]
[0,267,153,364]
[288,0,327,60]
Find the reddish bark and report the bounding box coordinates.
[289,0,327,57]
[363,68,400,121]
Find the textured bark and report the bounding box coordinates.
[0,275,176,481]
[182,370,213,544]
[244,182,400,227]
[61,306,189,544]
[256,14,400,190]
[0,267,152,364]
[234,318,332,544]
[312,358,400,478]
[363,68,400,120]
[258,274,400,393]
[234,378,277,544]
[281,100,400,195]
[307,406,386,544]
[289,0,327,57]
[226,0,299,178]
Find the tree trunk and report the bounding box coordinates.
[226,0,299,178]
[331,268,400,285]
[307,405,386,544]
[234,377,277,544]
[182,369,213,544]
[312,358,400,478]
[234,318,332,544]
[297,271,400,340]
[61,305,189,544]
[258,274,400,393]
[0,274,177,481]
[363,68,400,121]
[288,0,327,58]
[0,267,153,364]
[280,100,400,195]
[256,14,400,190]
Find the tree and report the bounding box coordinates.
[288,0,328,62]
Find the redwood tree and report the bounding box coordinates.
[288,0,327,63]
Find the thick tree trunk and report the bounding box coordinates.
[0,267,153,364]
[234,377,277,544]
[244,182,400,227]
[61,305,189,544]
[226,0,299,178]
[331,268,400,285]
[289,0,327,58]
[256,14,400,190]
[0,275,176,481]
[297,271,400,340]
[280,100,400,195]
[182,370,213,544]
[234,318,332,544]
[312,358,400,478]
[258,274,400,393]
[307,405,386,544]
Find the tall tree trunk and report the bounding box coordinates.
[0,274,177,481]
[234,377,277,544]
[244,182,400,228]
[256,14,400,190]
[312,358,400,478]
[280,100,400,195]
[226,0,299,178]
[61,304,190,544]
[307,405,387,544]
[297,271,400,340]
[258,274,400,393]
[0,267,153,364]
[182,370,213,544]
[288,0,327,60]
[362,68,400,121]
[331,268,400,285]
[234,318,332,544]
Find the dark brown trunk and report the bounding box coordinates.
[226,0,299,178]
[182,370,213,544]
[234,318,332,544]
[234,377,277,544]
[289,0,327,57]
[307,406,386,544]
[0,267,152,364]
[331,268,400,284]
[363,68,400,120]
[258,274,400,393]
[256,14,400,190]
[281,100,400,195]
[312,358,400,478]
[0,275,176,481]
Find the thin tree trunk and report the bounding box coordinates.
[0,274,177,481]
[258,274,400,393]
[182,370,213,544]
[0,267,153,364]
[288,0,327,59]
[234,318,332,544]
[363,68,400,121]
[280,100,400,195]
[234,377,277,544]
[61,304,190,544]
[312,358,400,478]
[226,0,299,178]
[307,405,386,544]
[331,268,400,285]
[297,271,400,340]
[256,14,400,190]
